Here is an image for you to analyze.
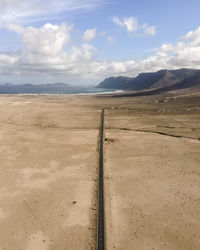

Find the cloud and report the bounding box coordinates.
[1,22,98,78]
[0,0,102,24]
[1,23,200,83]
[0,53,19,75]
[107,35,115,44]
[100,31,107,38]
[112,16,156,36]
[99,31,115,44]
[70,44,98,62]
[83,28,96,42]
[113,16,138,32]
[184,26,200,46]
[6,23,72,56]
[141,23,157,36]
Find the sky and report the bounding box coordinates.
[0,0,200,85]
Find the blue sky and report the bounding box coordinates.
[0,0,200,85]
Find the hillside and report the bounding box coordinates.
[97,68,199,92]
[111,70,200,98]
[97,76,132,90]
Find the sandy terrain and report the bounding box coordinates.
[0,95,100,250]
[104,95,200,250]
[0,93,199,250]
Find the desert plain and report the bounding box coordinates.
[0,93,199,250]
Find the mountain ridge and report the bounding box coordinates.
[97,68,200,95]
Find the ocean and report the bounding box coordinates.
[0,85,121,95]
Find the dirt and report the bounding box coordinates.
[0,93,199,250]
[0,95,99,250]
[103,94,200,250]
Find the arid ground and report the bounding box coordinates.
[0,93,199,250]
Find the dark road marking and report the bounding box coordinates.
[97,109,105,250]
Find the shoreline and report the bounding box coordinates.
[0,90,124,96]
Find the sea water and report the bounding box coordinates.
[0,85,122,95]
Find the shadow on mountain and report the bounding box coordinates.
[97,68,200,97]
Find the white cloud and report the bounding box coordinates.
[99,31,115,44]
[184,26,200,46]
[0,53,19,75]
[0,22,98,78]
[1,23,200,83]
[112,16,121,26]
[83,28,96,42]
[70,44,98,62]
[0,0,102,24]
[113,16,138,32]
[141,23,157,36]
[112,16,156,37]
[100,31,107,38]
[6,23,72,56]
[107,35,115,44]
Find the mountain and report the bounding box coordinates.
[109,70,200,98]
[97,68,199,91]
[167,70,200,91]
[97,76,132,89]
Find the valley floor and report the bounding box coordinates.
[0,93,199,249]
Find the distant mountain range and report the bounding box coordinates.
[1,68,200,95]
[97,68,200,94]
